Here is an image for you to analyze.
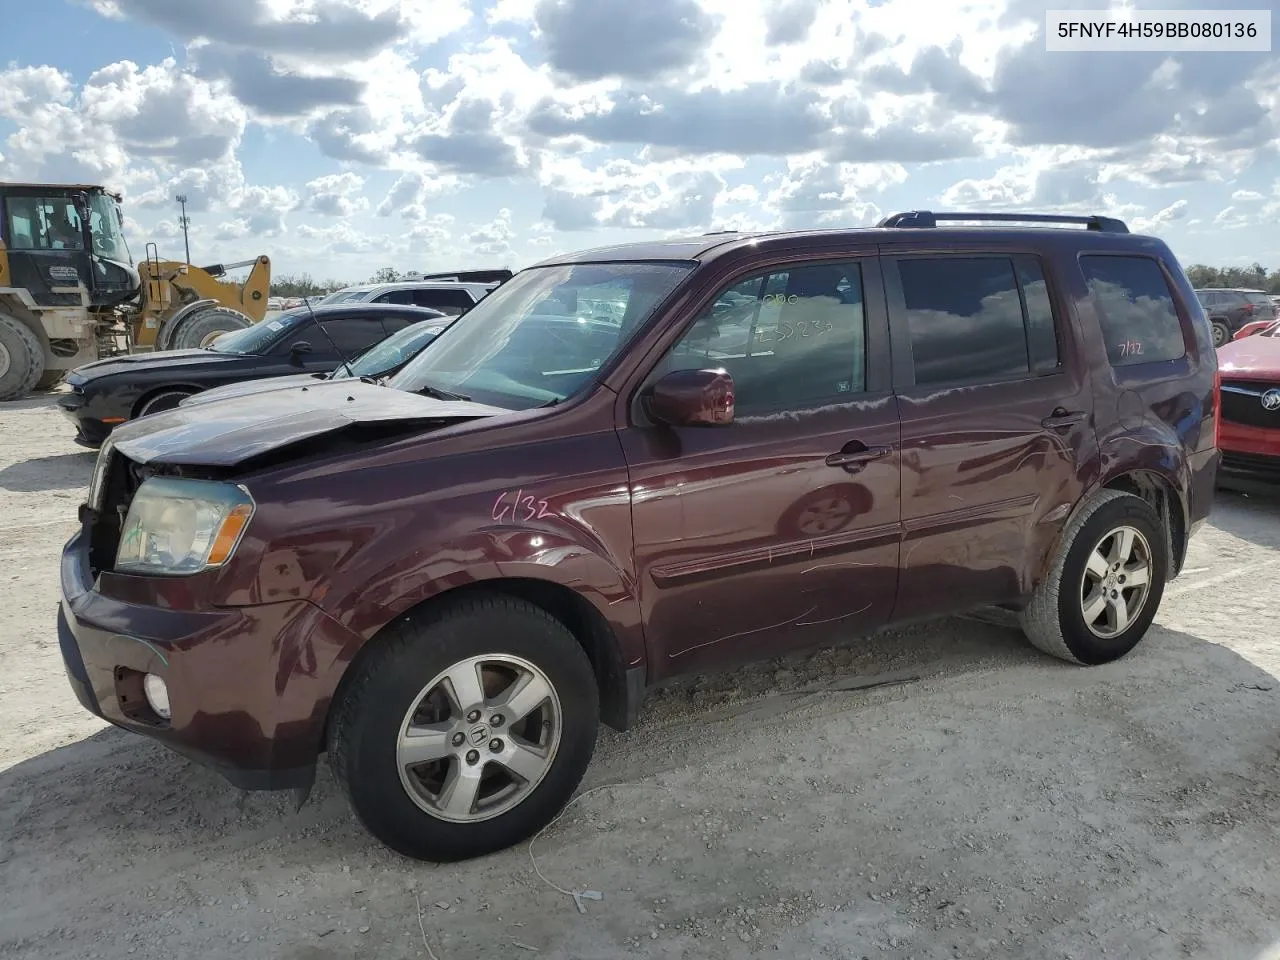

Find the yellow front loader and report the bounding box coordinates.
[131,246,271,351]
[0,180,272,400]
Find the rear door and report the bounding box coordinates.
[884,251,1094,618]
[619,255,902,677]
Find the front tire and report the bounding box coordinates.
[0,315,45,401]
[328,593,599,862]
[1020,490,1168,665]
[1211,320,1230,348]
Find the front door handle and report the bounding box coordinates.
[826,445,891,471]
[1042,408,1087,430]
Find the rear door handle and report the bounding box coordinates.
[1042,409,1087,429]
[826,445,891,470]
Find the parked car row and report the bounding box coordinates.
[53,303,452,447]
[55,210,1228,865]
[1195,287,1278,346]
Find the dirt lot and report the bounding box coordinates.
[2,395,1279,960]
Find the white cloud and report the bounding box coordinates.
[303,172,368,216]
[0,0,1270,278]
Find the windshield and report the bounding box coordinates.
[90,193,131,263]
[388,261,693,409]
[210,309,309,355]
[331,320,447,379]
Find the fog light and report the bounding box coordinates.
[143,673,171,720]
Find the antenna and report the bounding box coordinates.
[302,301,356,379]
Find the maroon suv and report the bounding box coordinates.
[58,211,1220,861]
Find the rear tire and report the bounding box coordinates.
[1020,490,1168,665]
[1211,320,1230,347]
[169,307,252,351]
[0,315,45,401]
[328,593,599,862]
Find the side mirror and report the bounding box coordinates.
[289,340,313,366]
[646,368,735,427]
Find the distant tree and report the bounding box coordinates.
[1184,264,1277,293]
[368,266,403,284]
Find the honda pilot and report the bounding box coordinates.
[58,211,1220,861]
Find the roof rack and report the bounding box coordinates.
[877,211,1130,234]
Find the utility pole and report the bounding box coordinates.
[175,194,191,264]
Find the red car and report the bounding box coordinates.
[1233,318,1277,341]
[1217,322,1280,484]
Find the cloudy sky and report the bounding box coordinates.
[2,0,1277,281]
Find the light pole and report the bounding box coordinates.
[175,194,191,264]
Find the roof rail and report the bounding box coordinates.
[877,211,1130,234]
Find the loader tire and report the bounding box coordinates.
[0,315,45,401]
[169,307,253,351]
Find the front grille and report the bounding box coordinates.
[1221,450,1280,478]
[1220,379,1280,429]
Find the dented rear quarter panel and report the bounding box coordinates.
[1058,235,1219,562]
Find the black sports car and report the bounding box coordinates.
[54,302,447,448]
[180,314,452,409]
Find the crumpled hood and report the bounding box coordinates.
[110,378,509,467]
[68,348,241,381]
[180,372,325,408]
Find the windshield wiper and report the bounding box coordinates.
[418,383,471,402]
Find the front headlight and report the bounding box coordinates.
[115,477,254,575]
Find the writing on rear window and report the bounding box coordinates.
[1080,255,1186,367]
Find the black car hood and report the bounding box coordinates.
[110,379,510,467]
[68,348,243,381]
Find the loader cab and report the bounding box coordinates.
[0,183,138,309]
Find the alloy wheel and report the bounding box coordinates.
[395,654,561,823]
[1079,525,1153,639]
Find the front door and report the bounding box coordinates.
[882,252,1094,620]
[618,256,902,679]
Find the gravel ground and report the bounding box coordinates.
[2,395,1279,960]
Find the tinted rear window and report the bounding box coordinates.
[1080,256,1186,366]
[899,256,1059,386]
[1244,292,1272,304]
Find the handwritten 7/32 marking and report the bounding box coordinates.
[1117,339,1143,357]
[492,489,554,523]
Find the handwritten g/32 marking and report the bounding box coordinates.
[492,489,554,522]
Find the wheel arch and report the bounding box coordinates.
[1030,436,1191,595]
[323,577,644,757]
[130,383,203,418]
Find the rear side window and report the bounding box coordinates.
[898,256,1059,386]
[1080,256,1186,366]
[411,289,476,314]
[1244,292,1272,305]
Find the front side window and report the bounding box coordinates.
[5,196,84,251]
[410,289,477,315]
[899,257,1039,386]
[1080,255,1186,366]
[389,261,693,410]
[656,261,867,414]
